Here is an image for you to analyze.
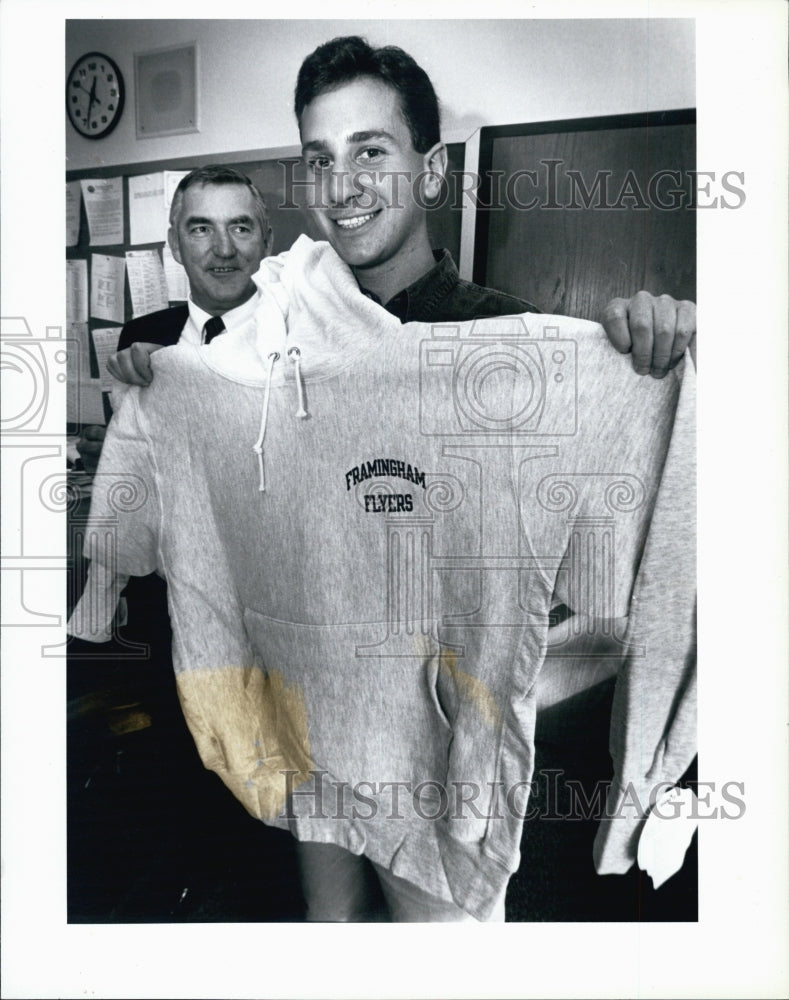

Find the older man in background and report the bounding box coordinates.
[76,165,273,470]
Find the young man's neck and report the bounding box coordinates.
[352,238,436,305]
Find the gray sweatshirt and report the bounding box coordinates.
[71,237,696,919]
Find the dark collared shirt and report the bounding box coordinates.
[361,249,541,323]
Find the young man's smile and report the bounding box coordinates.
[332,210,382,231]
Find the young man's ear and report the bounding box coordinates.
[420,142,448,201]
[167,226,182,266]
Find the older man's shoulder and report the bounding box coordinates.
[117,304,189,351]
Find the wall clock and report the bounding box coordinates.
[67,52,125,139]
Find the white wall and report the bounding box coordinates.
[66,18,694,170]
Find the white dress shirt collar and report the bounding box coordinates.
[182,288,262,346]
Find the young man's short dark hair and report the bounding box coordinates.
[294,35,441,154]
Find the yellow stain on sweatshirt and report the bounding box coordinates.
[176,666,315,822]
[438,647,501,729]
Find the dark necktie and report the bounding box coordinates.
[203,315,226,344]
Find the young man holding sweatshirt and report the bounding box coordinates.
[96,36,696,921]
[287,34,695,923]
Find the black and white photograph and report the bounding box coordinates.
[1,3,787,999]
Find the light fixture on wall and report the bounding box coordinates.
[134,42,199,139]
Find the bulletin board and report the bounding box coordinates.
[65,143,466,431]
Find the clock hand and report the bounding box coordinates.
[85,75,101,125]
[78,82,101,104]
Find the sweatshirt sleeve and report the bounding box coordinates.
[593,354,697,874]
[67,386,161,641]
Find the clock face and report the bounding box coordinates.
[67,52,125,139]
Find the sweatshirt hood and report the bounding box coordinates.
[194,235,403,492]
[198,235,402,387]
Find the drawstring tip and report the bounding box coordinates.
[253,350,278,496]
[253,444,265,493]
[288,347,309,420]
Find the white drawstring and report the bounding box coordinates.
[253,351,279,492]
[288,346,309,419]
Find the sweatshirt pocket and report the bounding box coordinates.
[242,608,454,789]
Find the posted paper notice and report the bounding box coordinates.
[126,249,169,317]
[91,328,124,391]
[66,259,89,323]
[80,177,123,246]
[164,169,191,215]
[90,253,126,324]
[162,242,189,301]
[129,172,166,245]
[67,321,105,425]
[66,181,82,247]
